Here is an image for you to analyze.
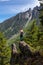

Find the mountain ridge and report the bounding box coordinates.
[0,6,40,39]
[0,8,32,39]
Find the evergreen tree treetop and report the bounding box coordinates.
[0,32,10,65]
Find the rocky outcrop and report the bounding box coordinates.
[10,44,18,65]
[10,41,43,65]
[19,41,33,57]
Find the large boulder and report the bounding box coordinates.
[11,44,18,54]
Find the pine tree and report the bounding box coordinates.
[0,32,10,65]
[38,0,43,25]
[38,0,43,48]
[24,20,39,47]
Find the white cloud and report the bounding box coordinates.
[34,0,40,6]
[0,0,40,15]
[10,0,40,13]
[0,0,10,2]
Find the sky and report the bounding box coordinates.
[0,0,40,23]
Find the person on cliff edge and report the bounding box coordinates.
[20,29,24,41]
